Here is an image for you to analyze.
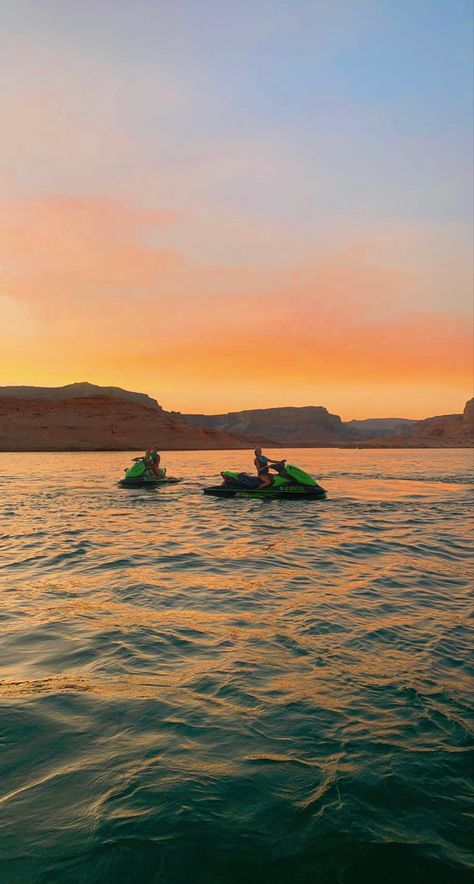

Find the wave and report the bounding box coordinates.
[0,448,472,882]
[325,470,474,485]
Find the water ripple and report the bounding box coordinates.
[0,449,473,883]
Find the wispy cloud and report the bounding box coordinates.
[1,1,472,416]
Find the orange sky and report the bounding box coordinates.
[1,196,472,418]
[1,3,473,420]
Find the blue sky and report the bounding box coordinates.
[1,0,473,415]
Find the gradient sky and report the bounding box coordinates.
[1,0,472,418]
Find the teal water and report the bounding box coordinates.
[0,449,473,883]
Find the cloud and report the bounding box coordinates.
[1,194,471,416]
[0,197,181,320]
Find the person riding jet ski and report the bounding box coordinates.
[132,448,164,479]
[120,448,182,487]
[203,462,326,499]
[149,447,165,478]
[254,448,285,488]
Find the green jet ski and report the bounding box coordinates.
[203,462,326,499]
[119,460,182,488]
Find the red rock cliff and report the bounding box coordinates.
[0,384,247,451]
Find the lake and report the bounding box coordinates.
[0,449,472,883]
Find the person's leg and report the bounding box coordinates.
[258,470,272,488]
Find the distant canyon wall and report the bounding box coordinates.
[180,403,474,447]
[0,384,472,450]
[180,406,346,446]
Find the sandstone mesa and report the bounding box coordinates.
[0,383,472,451]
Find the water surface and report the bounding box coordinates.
[0,449,473,883]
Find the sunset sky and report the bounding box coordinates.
[1,0,472,418]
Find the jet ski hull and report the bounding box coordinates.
[203,485,326,499]
[119,477,182,488]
